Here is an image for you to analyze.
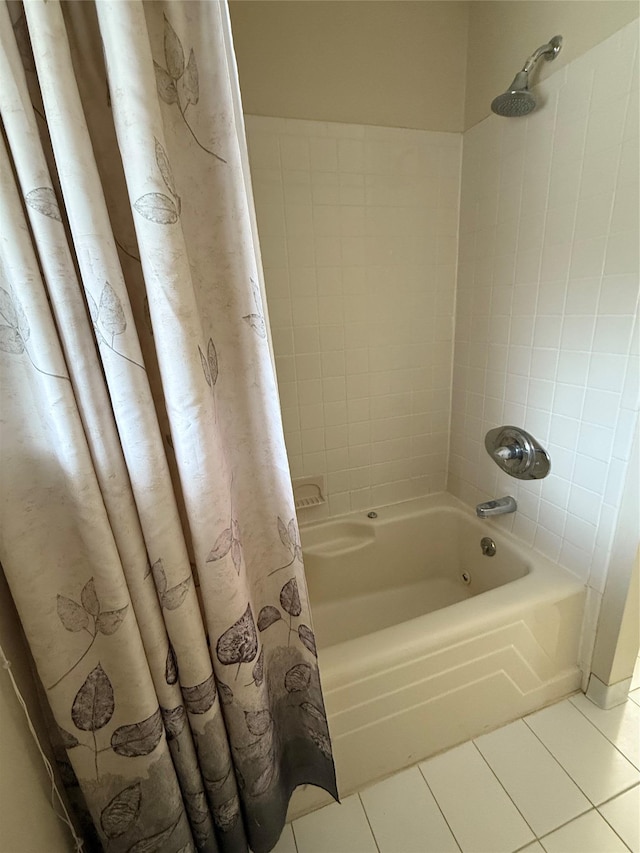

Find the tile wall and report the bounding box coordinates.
[449,21,639,595]
[246,117,461,518]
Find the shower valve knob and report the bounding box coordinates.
[485,426,551,480]
[493,445,522,461]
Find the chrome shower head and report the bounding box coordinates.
[491,35,563,117]
[491,71,536,117]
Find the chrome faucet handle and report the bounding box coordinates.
[493,445,522,461]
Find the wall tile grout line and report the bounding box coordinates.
[546,66,593,515]
[443,138,465,490]
[577,81,633,573]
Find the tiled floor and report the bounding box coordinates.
[279,657,640,853]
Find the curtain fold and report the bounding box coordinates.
[0,3,337,852]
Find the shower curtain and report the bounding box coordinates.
[0,2,337,851]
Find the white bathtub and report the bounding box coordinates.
[289,492,586,818]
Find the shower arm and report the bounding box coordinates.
[521,36,563,73]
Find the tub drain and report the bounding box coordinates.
[461,571,471,585]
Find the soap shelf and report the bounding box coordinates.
[293,477,326,510]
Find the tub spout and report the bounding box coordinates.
[476,496,517,518]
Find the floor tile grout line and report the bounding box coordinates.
[416,763,463,853]
[356,792,381,853]
[468,739,538,842]
[471,729,594,838]
[596,781,640,809]
[536,806,635,853]
[567,694,639,768]
[521,709,614,807]
[535,806,601,843]
[512,843,540,853]
[513,838,546,852]
[596,794,638,853]
[290,819,300,853]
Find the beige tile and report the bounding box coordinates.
[540,809,629,853]
[360,766,459,853]
[570,693,640,769]
[272,823,297,853]
[419,742,535,853]
[525,700,639,804]
[293,794,377,853]
[599,785,640,853]
[475,720,591,837]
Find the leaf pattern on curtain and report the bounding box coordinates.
[216,605,259,676]
[198,337,219,389]
[0,286,69,379]
[100,782,142,839]
[86,283,146,371]
[242,278,267,339]
[24,185,62,220]
[150,558,192,611]
[49,580,128,689]
[206,483,244,575]
[0,2,337,853]
[154,14,226,163]
[63,661,165,781]
[269,516,304,576]
[128,813,184,853]
[134,137,182,224]
[111,708,164,757]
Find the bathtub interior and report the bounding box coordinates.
[301,495,531,647]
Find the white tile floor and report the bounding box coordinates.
[279,657,640,853]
